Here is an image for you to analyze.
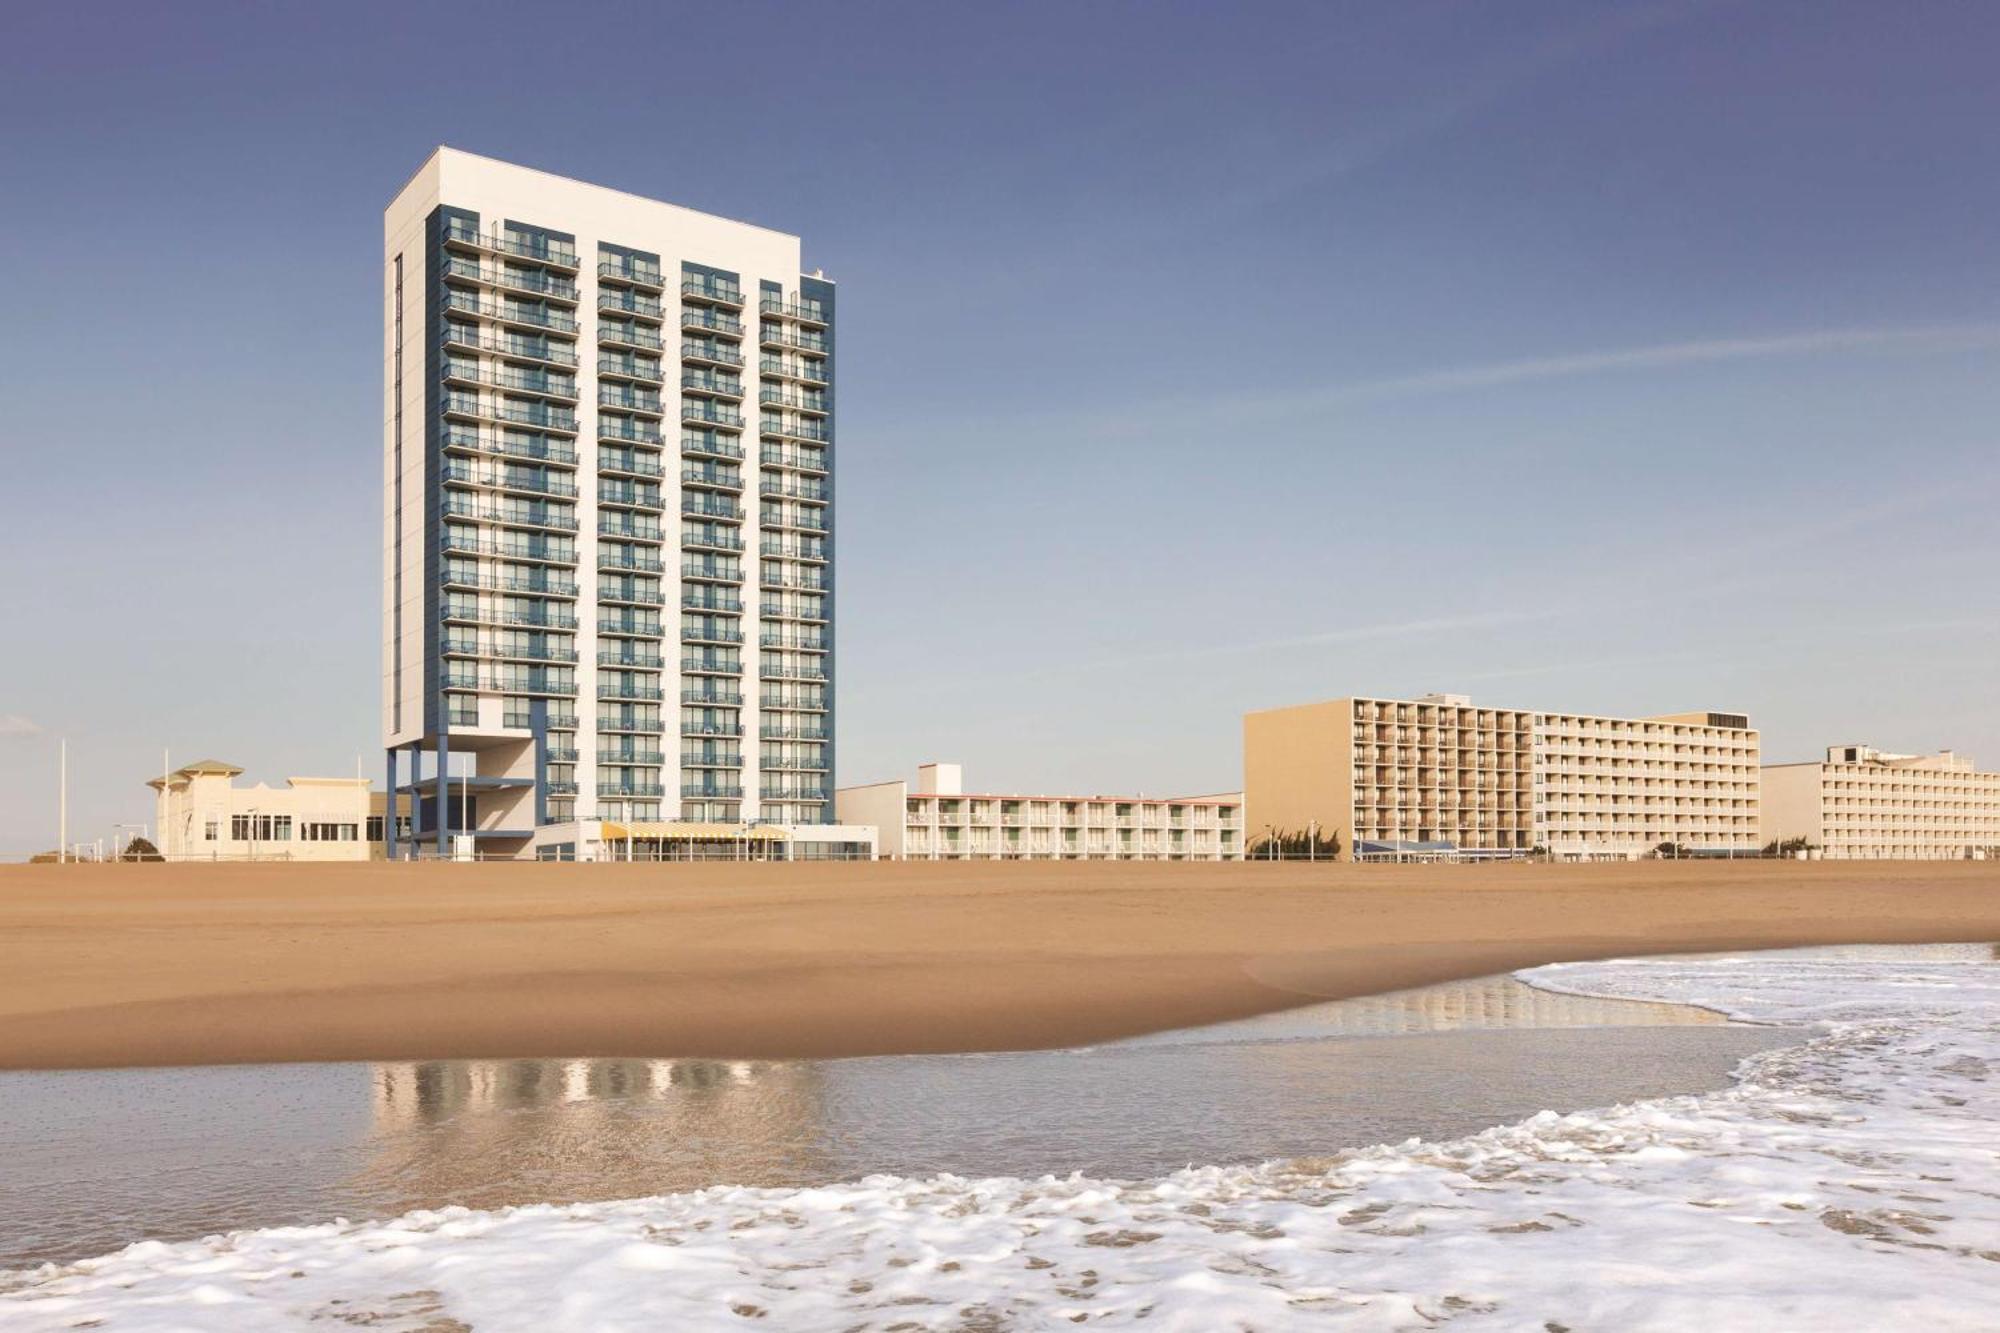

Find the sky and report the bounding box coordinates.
[2,0,1997,854]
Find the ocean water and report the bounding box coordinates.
[3,947,1996,1330]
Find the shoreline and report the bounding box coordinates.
[7,946,1994,1327]
[2,859,1996,1070]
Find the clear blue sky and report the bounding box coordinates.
[3,1,1997,853]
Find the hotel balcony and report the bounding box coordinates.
[760,601,827,623]
[759,327,827,355]
[681,560,743,583]
[758,479,829,502]
[759,446,828,474]
[682,340,746,369]
[758,298,828,325]
[757,388,829,415]
[760,724,829,741]
[682,530,744,553]
[439,463,579,499]
[597,259,664,289]
[760,757,830,773]
[439,499,579,533]
[442,395,579,435]
[682,496,744,521]
[759,569,826,592]
[599,387,665,416]
[598,290,665,321]
[597,716,666,735]
[683,721,744,738]
[598,355,666,385]
[682,373,745,400]
[598,323,665,353]
[598,483,664,510]
[441,256,579,303]
[760,510,829,534]
[597,452,665,480]
[439,222,580,271]
[681,279,745,306]
[682,432,747,461]
[597,682,666,702]
[681,783,746,799]
[442,570,579,598]
[682,404,746,430]
[757,356,829,386]
[596,549,665,574]
[680,752,744,769]
[681,591,745,613]
[759,632,827,652]
[597,585,665,607]
[682,466,744,492]
[681,688,746,706]
[599,751,667,768]
[598,783,667,799]
[758,539,827,562]
[681,625,746,645]
[597,650,665,669]
[759,418,831,444]
[680,308,744,337]
[597,517,665,541]
[442,362,579,402]
[759,662,828,682]
[681,655,742,675]
[598,417,664,446]
[441,326,579,368]
[441,291,579,334]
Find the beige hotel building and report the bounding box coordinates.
[1246,693,1761,861]
[837,763,1244,861]
[1762,744,2000,860]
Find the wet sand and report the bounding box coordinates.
[0,859,1994,1069]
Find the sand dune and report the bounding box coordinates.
[0,859,1994,1069]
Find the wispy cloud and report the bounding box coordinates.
[1019,609,1551,680]
[1308,324,2000,408]
[0,715,42,739]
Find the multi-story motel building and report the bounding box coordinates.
[836,763,1244,860]
[1245,693,1761,861]
[384,149,870,861]
[1762,744,2000,860]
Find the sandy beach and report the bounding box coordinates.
[0,859,1995,1070]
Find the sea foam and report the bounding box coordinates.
[4,951,1997,1330]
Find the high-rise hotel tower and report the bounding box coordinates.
[384,149,840,859]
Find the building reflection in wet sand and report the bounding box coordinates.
[359,1058,836,1211]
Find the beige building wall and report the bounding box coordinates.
[1534,709,1760,860]
[1762,744,2000,859]
[1245,695,1534,860]
[150,760,373,862]
[837,766,1242,861]
[1244,693,1757,861]
[1242,700,1351,851]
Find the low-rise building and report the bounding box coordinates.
[1762,744,2000,860]
[149,760,374,862]
[837,762,1243,861]
[1245,692,1761,861]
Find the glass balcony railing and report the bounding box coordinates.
[682,593,744,613]
[681,531,744,552]
[596,717,666,734]
[759,418,831,443]
[681,688,744,706]
[598,324,665,351]
[759,446,827,473]
[681,625,745,645]
[597,683,666,702]
[598,452,665,478]
[682,433,746,461]
[598,418,664,445]
[759,539,827,561]
[758,479,828,502]
[681,308,744,336]
[682,340,745,367]
[682,783,745,799]
[757,297,828,324]
[442,326,580,367]
[598,260,664,288]
[683,405,745,429]
[597,550,665,573]
[681,467,743,491]
[598,356,665,384]
[441,290,579,333]
[599,290,665,320]
[681,279,745,305]
[680,752,744,769]
[758,388,828,413]
[682,497,743,521]
[599,783,667,799]
[440,221,580,270]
